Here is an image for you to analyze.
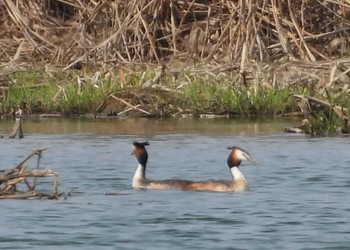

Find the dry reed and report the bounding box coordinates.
[0,0,349,67]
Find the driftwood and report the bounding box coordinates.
[9,118,23,139]
[9,108,24,139]
[0,148,62,199]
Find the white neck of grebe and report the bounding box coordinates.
[230,166,246,181]
[132,163,146,187]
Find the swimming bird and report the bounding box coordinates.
[131,141,256,192]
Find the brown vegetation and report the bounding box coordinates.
[0,0,349,67]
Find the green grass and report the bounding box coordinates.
[306,88,350,137]
[179,79,300,117]
[306,109,341,137]
[2,67,347,122]
[3,71,122,115]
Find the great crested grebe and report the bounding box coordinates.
[132,141,256,192]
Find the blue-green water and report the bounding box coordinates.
[0,118,349,249]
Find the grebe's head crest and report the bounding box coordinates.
[227,146,255,168]
[132,141,149,167]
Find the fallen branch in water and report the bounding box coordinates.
[0,148,63,199]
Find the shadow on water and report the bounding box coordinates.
[0,118,349,249]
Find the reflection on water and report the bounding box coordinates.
[1,117,296,136]
[0,118,349,249]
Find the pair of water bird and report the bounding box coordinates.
[132,142,256,192]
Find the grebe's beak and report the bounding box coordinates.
[241,152,258,165]
[247,158,258,165]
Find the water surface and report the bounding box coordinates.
[0,118,349,249]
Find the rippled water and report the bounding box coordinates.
[0,118,349,249]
